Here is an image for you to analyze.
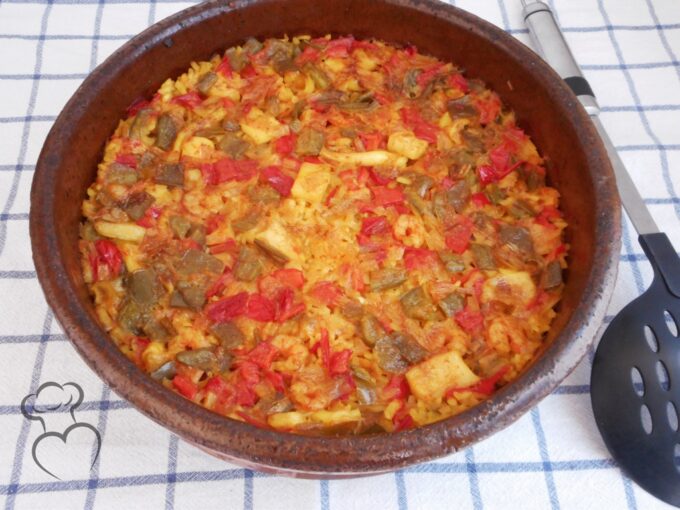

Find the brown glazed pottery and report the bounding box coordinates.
[30,0,621,477]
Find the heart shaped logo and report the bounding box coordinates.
[32,423,101,480]
[21,382,102,480]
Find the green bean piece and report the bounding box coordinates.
[155,113,177,151]
[176,348,216,371]
[369,268,407,292]
[210,322,246,350]
[542,260,563,289]
[233,246,264,282]
[438,292,465,317]
[123,191,154,221]
[154,162,184,188]
[471,243,496,270]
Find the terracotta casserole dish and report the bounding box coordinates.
[30,0,620,477]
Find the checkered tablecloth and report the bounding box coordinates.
[0,0,679,508]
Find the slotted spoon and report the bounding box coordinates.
[523,1,680,506]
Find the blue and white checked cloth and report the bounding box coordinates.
[0,0,679,508]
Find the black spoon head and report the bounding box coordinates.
[591,277,680,507]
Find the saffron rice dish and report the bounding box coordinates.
[80,35,567,434]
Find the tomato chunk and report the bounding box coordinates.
[310,281,343,308]
[172,374,198,400]
[361,216,392,236]
[260,165,294,196]
[206,292,249,322]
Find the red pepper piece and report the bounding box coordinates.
[336,372,357,402]
[235,410,268,428]
[234,380,258,407]
[310,281,343,308]
[274,133,296,156]
[205,292,249,322]
[317,328,331,369]
[470,192,491,207]
[489,144,511,174]
[245,293,276,322]
[548,243,567,262]
[383,374,410,400]
[209,239,238,255]
[400,107,438,143]
[502,126,528,150]
[325,185,339,207]
[247,342,278,370]
[274,286,306,323]
[341,263,365,293]
[126,97,150,118]
[172,374,198,400]
[216,56,233,77]
[241,64,257,79]
[360,216,392,236]
[205,214,223,235]
[296,46,320,66]
[239,360,260,386]
[454,308,484,333]
[263,370,286,393]
[272,268,305,289]
[445,365,510,398]
[131,336,149,367]
[367,167,391,185]
[171,91,203,109]
[448,73,469,93]
[445,220,473,254]
[394,412,414,432]
[351,39,378,51]
[527,289,550,311]
[371,186,405,208]
[403,247,437,270]
[374,92,390,105]
[477,165,497,185]
[214,158,259,183]
[441,177,455,190]
[91,239,123,282]
[339,169,359,191]
[392,404,414,432]
[359,132,385,151]
[416,63,444,87]
[200,163,218,185]
[260,165,294,197]
[477,94,501,125]
[205,271,232,300]
[136,206,161,228]
[205,376,232,403]
[115,153,137,168]
[329,349,352,376]
[325,36,354,57]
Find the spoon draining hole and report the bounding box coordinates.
[641,404,653,434]
[664,310,678,337]
[644,325,658,352]
[667,402,678,432]
[657,360,671,391]
[631,366,645,397]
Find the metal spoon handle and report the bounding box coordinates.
[521,0,659,237]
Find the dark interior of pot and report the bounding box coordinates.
[32,0,618,474]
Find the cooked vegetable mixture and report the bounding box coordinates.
[80,35,568,434]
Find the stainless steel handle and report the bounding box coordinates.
[522,0,659,235]
[521,0,599,115]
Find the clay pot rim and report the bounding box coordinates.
[30,0,620,475]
